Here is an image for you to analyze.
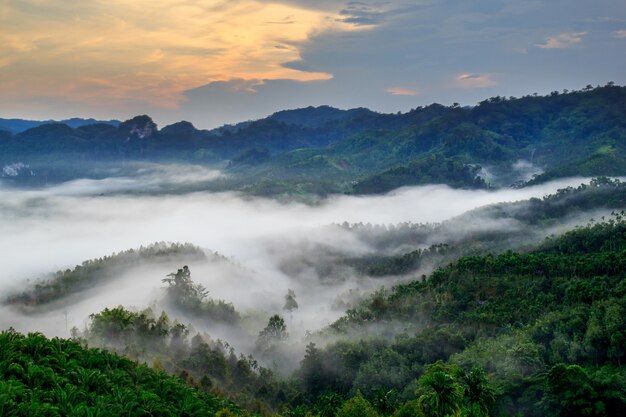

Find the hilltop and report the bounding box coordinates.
[1,84,625,196]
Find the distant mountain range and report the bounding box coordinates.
[0,117,120,134]
[1,84,625,196]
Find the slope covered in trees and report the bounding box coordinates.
[2,84,625,196]
[302,213,626,416]
[2,180,625,416]
[227,84,626,195]
[5,243,207,310]
[0,329,243,416]
[337,177,626,280]
[7,213,623,416]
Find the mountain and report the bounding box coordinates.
[311,214,626,417]
[238,85,626,195]
[0,117,120,134]
[268,105,376,128]
[4,202,624,416]
[1,84,625,195]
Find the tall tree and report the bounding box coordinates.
[418,365,464,417]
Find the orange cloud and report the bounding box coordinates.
[0,0,364,108]
[385,87,418,96]
[455,73,496,89]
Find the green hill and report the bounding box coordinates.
[2,210,625,416]
[296,213,626,416]
[0,330,244,416]
[2,85,625,196]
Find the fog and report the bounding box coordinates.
[0,166,611,367]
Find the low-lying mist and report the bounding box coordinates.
[0,165,615,370]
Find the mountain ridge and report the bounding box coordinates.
[2,84,625,196]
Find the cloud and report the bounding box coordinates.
[612,30,626,39]
[385,87,418,96]
[337,2,423,27]
[0,170,606,343]
[338,3,387,26]
[0,0,366,109]
[535,31,588,49]
[2,0,626,125]
[455,73,497,89]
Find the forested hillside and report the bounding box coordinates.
[1,84,625,196]
[6,243,208,310]
[3,0,624,416]
[305,213,626,417]
[3,208,624,416]
[0,330,244,416]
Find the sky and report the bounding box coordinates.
[1,0,625,128]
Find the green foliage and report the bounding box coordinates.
[6,242,206,308]
[162,266,239,324]
[4,184,626,417]
[313,391,344,417]
[336,391,379,417]
[352,154,488,194]
[0,329,241,416]
[216,408,239,417]
[343,180,626,280]
[232,85,626,195]
[544,364,626,417]
[392,399,421,417]
[4,86,626,195]
[459,367,497,417]
[297,214,626,416]
[81,305,286,413]
[417,363,464,417]
[256,315,288,351]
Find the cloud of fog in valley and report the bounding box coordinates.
[0,168,613,363]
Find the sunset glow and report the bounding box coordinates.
[1,0,625,126]
[1,0,359,108]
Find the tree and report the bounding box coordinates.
[256,315,287,350]
[301,342,331,398]
[162,265,208,306]
[544,364,626,417]
[283,289,299,315]
[392,400,421,417]
[336,391,379,417]
[417,364,464,417]
[315,391,344,417]
[459,367,496,417]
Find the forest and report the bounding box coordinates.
[1,83,626,417]
[1,85,625,197]
[3,0,625,413]
[1,178,625,416]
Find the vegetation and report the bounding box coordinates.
[2,165,625,417]
[77,305,280,413]
[2,85,625,196]
[5,242,207,309]
[344,178,626,278]
[302,213,626,416]
[162,266,239,324]
[0,329,242,416]
[256,315,288,352]
[225,84,626,195]
[65,211,625,416]
[352,154,488,194]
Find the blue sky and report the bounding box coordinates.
[1,0,625,128]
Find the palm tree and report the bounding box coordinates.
[418,370,464,417]
[460,367,496,417]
